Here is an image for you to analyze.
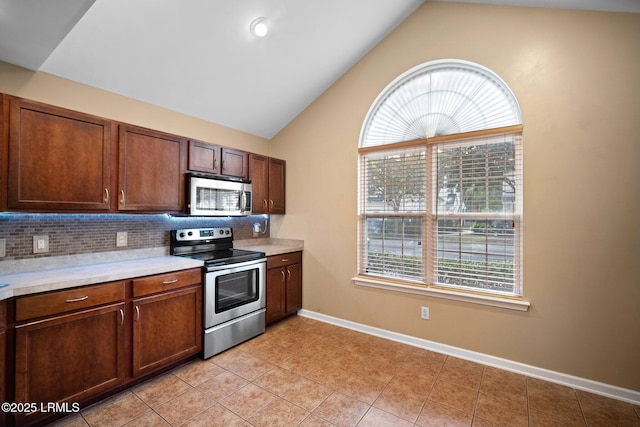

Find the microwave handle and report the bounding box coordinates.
[241,191,247,212]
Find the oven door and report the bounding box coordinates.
[204,258,266,329]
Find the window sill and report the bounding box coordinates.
[352,276,530,311]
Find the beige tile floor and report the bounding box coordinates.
[50,315,640,427]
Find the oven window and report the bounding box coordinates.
[215,269,259,313]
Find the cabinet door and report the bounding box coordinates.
[118,125,185,212]
[285,262,302,314]
[268,158,286,214]
[221,147,248,178]
[7,97,112,211]
[266,268,286,325]
[188,140,221,174]
[249,154,269,214]
[0,301,6,427]
[15,303,125,425]
[132,285,202,377]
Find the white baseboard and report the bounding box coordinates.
[297,309,640,405]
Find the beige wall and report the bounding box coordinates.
[2,2,638,393]
[270,2,640,391]
[0,61,270,155]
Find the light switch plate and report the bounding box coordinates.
[0,239,5,257]
[33,235,49,254]
[116,231,128,247]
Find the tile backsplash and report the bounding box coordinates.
[0,213,270,261]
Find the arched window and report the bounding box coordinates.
[357,59,524,298]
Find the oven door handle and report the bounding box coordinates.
[206,258,267,272]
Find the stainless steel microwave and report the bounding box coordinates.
[187,175,252,216]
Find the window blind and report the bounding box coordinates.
[358,132,523,296]
[359,146,428,282]
[361,61,521,148]
[431,133,523,295]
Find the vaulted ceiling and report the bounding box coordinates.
[1,0,637,138]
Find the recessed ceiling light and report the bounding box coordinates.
[250,17,269,37]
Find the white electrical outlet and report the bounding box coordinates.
[33,235,49,254]
[116,231,128,247]
[0,239,5,257]
[421,306,430,320]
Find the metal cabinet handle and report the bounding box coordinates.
[162,279,179,285]
[281,258,290,262]
[119,309,125,327]
[280,270,285,282]
[269,200,274,210]
[135,305,140,322]
[222,160,227,171]
[104,188,110,204]
[214,159,219,170]
[65,296,89,303]
[286,269,291,280]
[120,190,125,205]
[263,200,267,209]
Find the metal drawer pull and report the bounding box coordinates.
[281,259,289,262]
[104,188,109,204]
[119,309,124,326]
[135,306,140,322]
[65,296,89,303]
[162,279,179,284]
[120,190,125,205]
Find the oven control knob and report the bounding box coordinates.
[225,230,230,235]
[179,232,185,238]
[187,231,193,236]
[219,230,224,235]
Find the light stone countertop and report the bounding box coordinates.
[234,238,304,257]
[0,239,303,301]
[0,255,204,301]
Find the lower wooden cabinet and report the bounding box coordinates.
[0,301,7,427]
[14,303,126,426]
[133,285,202,377]
[266,268,286,323]
[266,251,302,325]
[8,268,203,426]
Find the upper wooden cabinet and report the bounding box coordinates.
[7,96,113,211]
[0,94,284,215]
[249,154,285,214]
[268,158,286,214]
[187,140,248,179]
[118,125,186,212]
[188,139,221,175]
[221,147,248,178]
[249,154,269,213]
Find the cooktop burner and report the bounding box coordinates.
[170,227,265,267]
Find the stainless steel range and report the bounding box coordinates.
[170,227,266,359]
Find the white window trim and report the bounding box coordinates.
[352,275,530,311]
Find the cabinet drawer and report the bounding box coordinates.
[16,281,126,322]
[133,268,201,297]
[267,251,302,269]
